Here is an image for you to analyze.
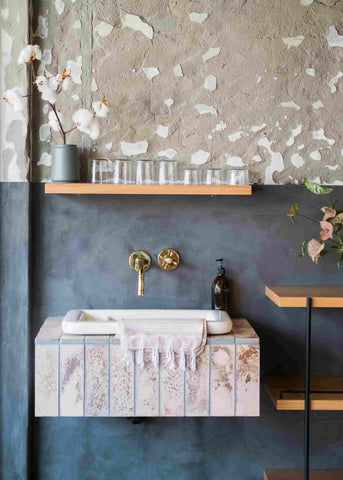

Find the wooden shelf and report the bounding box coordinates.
[264,470,343,480]
[264,376,343,411]
[265,286,343,308]
[44,183,252,195]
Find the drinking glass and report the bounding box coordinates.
[204,168,223,185]
[157,160,177,185]
[135,160,155,184]
[225,169,249,185]
[182,168,203,185]
[109,159,133,184]
[87,159,108,183]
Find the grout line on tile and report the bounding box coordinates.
[209,343,212,416]
[108,337,111,417]
[83,337,86,417]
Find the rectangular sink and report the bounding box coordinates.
[62,309,232,336]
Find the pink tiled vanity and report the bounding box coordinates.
[35,317,259,417]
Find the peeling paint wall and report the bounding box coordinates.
[1,0,29,181]
[3,0,343,183]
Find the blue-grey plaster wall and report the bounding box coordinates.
[27,185,343,480]
[0,183,30,480]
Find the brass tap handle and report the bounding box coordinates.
[129,251,151,296]
[158,249,180,271]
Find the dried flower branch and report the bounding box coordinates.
[3,44,109,145]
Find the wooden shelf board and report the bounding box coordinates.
[265,286,343,308]
[264,376,343,411]
[264,470,343,480]
[45,183,252,195]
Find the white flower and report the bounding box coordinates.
[18,45,42,64]
[40,86,58,104]
[3,87,26,112]
[87,118,100,139]
[35,76,58,103]
[56,70,72,91]
[72,108,93,132]
[72,109,100,139]
[62,77,72,91]
[48,110,63,132]
[35,76,49,92]
[92,101,109,118]
[48,75,60,91]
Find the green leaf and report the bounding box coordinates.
[304,177,333,195]
[299,240,307,257]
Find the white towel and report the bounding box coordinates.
[117,317,207,371]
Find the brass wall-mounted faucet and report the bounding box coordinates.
[129,251,151,296]
[129,248,180,296]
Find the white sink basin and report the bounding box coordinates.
[62,309,232,336]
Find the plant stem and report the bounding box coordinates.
[30,62,67,144]
[298,214,319,224]
[329,239,341,246]
[334,233,343,245]
[30,63,36,83]
[48,102,66,144]
[323,194,333,209]
[64,126,77,135]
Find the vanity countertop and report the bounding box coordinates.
[35,317,259,418]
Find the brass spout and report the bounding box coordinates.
[129,251,151,297]
[137,258,145,296]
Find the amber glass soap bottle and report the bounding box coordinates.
[211,258,231,313]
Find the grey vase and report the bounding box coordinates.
[51,144,80,183]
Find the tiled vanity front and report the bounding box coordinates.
[35,317,259,417]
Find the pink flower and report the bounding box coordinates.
[321,207,343,224]
[320,221,333,241]
[321,207,336,222]
[308,239,325,263]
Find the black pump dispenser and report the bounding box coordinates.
[216,258,225,275]
[211,258,231,313]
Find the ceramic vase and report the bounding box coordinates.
[51,144,80,183]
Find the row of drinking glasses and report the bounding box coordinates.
[88,159,249,185]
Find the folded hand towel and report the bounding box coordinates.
[117,317,207,371]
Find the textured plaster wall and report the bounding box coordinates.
[0,0,29,181]
[29,0,343,183]
[2,0,343,182]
